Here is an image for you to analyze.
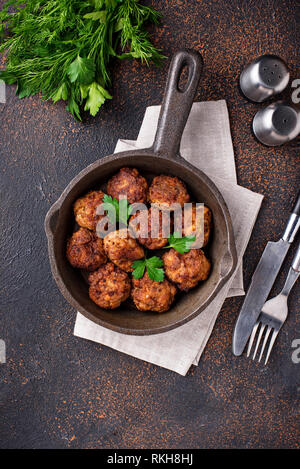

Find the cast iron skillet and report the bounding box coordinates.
[45,49,238,335]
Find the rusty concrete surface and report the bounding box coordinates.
[0,0,299,449]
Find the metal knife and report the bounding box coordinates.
[233,191,300,356]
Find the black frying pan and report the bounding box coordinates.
[45,49,237,335]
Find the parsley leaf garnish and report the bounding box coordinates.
[163,232,196,254]
[101,194,132,225]
[131,260,146,279]
[132,256,164,282]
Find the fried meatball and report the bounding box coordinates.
[163,248,211,291]
[149,175,190,209]
[129,207,172,250]
[66,228,107,271]
[131,272,177,313]
[89,262,131,309]
[74,190,106,231]
[104,228,145,272]
[107,167,148,204]
[175,204,212,248]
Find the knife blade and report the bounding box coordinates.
[233,191,300,356]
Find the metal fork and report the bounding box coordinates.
[247,242,300,364]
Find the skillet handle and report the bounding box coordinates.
[152,49,203,158]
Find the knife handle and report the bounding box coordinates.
[281,244,300,297]
[282,191,300,243]
[292,243,300,272]
[292,190,300,215]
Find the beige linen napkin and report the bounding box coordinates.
[74,100,263,375]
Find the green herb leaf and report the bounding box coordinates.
[119,197,132,225]
[83,82,112,116]
[101,194,119,224]
[66,96,82,121]
[146,263,164,282]
[164,232,196,254]
[114,18,124,32]
[101,194,131,225]
[51,83,68,103]
[146,256,164,269]
[16,81,34,99]
[84,11,107,22]
[132,259,146,279]
[67,55,96,85]
[132,256,165,282]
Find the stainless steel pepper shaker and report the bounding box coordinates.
[252,102,300,146]
[240,54,290,102]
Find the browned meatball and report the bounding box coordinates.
[131,272,177,313]
[104,228,145,272]
[149,175,190,209]
[66,228,107,271]
[74,190,106,231]
[89,262,131,309]
[107,167,148,204]
[163,248,211,291]
[175,204,212,248]
[129,207,172,250]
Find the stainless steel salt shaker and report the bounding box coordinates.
[252,102,300,146]
[240,54,290,102]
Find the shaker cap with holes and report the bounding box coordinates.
[252,102,300,146]
[240,54,290,102]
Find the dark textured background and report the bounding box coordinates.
[0,0,299,449]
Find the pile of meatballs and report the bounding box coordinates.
[66,167,212,313]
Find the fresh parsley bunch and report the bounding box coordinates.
[0,0,163,119]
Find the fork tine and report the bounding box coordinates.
[252,323,266,360]
[247,322,259,357]
[264,329,279,365]
[258,326,272,362]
